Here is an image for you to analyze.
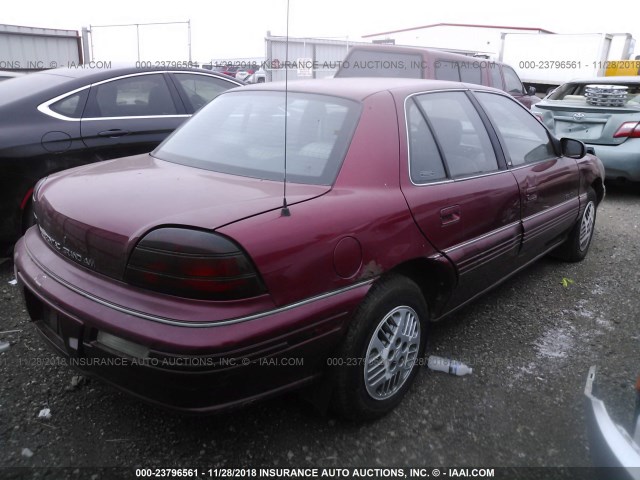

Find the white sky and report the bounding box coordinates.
[2,0,639,62]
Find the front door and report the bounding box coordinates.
[473,91,580,263]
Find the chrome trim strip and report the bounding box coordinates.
[457,237,520,274]
[82,114,191,122]
[37,70,241,122]
[523,197,577,222]
[25,240,372,328]
[508,158,564,172]
[444,220,521,253]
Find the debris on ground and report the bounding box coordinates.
[38,408,51,420]
[561,277,575,288]
[427,355,473,376]
[21,448,34,458]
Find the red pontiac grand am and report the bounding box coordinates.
[14,78,604,420]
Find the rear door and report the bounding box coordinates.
[474,91,580,262]
[80,72,189,161]
[400,90,522,309]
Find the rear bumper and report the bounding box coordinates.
[14,229,370,413]
[586,141,640,182]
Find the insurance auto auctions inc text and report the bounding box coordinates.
[206,467,495,478]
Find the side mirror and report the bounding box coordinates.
[561,137,586,159]
[528,86,537,96]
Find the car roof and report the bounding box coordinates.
[562,76,640,84]
[238,77,503,101]
[343,44,501,64]
[0,65,243,108]
[33,64,235,81]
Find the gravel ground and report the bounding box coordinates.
[0,183,639,479]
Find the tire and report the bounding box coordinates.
[331,275,428,421]
[555,187,597,262]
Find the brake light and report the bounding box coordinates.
[124,228,265,300]
[613,121,640,138]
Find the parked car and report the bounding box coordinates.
[584,366,640,474]
[236,67,266,84]
[335,44,540,108]
[211,64,244,78]
[532,76,640,182]
[14,78,604,420]
[0,70,24,82]
[0,65,244,255]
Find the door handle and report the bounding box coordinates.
[97,129,130,138]
[440,205,461,226]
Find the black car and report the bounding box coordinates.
[0,66,244,254]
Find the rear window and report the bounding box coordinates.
[336,50,422,78]
[549,82,640,107]
[153,91,361,185]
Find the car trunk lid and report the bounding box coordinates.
[536,102,640,146]
[34,154,330,280]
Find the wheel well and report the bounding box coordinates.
[591,178,605,205]
[383,257,455,320]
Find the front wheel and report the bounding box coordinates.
[331,275,428,421]
[555,187,597,262]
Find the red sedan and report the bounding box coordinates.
[14,78,604,420]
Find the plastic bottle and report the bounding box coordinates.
[427,355,473,376]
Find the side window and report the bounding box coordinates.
[415,91,498,178]
[459,63,482,85]
[489,64,503,89]
[49,89,89,118]
[434,61,460,81]
[503,66,524,94]
[336,50,422,78]
[173,74,234,111]
[475,92,556,166]
[86,74,177,118]
[406,101,447,184]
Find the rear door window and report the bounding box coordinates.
[413,91,498,178]
[406,101,447,184]
[84,74,178,118]
[172,73,236,111]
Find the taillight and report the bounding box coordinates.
[613,121,640,138]
[124,228,265,300]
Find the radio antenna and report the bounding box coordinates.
[280,0,291,217]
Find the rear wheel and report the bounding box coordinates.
[555,187,597,262]
[331,275,428,421]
